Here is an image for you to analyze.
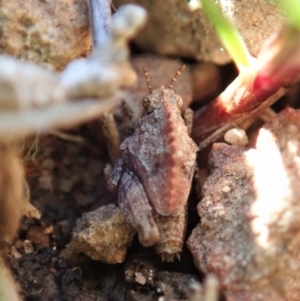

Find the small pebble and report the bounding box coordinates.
[135,272,147,285]
[59,178,74,193]
[222,185,231,193]
[14,240,23,249]
[224,128,248,146]
[43,226,54,235]
[23,240,34,254]
[41,158,55,169]
[11,246,22,259]
[38,175,53,190]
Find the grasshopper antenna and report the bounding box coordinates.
[143,67,153,94]
[169,65,185,89]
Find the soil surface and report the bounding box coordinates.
[7,121,204,301]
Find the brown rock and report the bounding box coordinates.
[113,0,283,65]
[120,56,222,118]
[191,62,222,102]
[188,108,300,301]
[0,257,22,301]
[68,204,135,263]
[0,0,91,71]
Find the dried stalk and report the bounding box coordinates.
[87,0,111,46]
[0,55,64,111]
[203,274,219,301]
[0,257,22,301]
[0,95,121,143]
[0,5,147,142]
[101,113,121,164]
[60,5,146,100]
[0,144,23,248]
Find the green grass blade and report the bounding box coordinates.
[200,0,251,69]
[275,0,300,30]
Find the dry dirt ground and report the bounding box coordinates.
[7,121,207,301]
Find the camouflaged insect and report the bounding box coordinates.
[109,68,198,261]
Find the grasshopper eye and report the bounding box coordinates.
[143,97,151,109]
[143,92,161,113]
[143,97,155,113]
[177,97,183,108]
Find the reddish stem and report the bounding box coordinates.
[192,26,300,143]
[192,65,283,142]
